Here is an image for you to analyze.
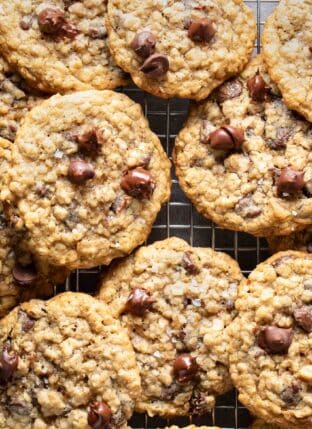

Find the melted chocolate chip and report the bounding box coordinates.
[120,167,155,199]
[235,195,262,219]
[257,326,293,354]
[173,353,198,383]
[124,288,155,316]
[182,252,200,275]
[60,21,80,39]
[216,79,242,103]
[247,71,270,102]
[88,401,112,429]
[209,125,245,150]
[110,195,132,214]
[67,159,95,185]
[276,167,305,198]
[280,383,301,406]
[187,18,216,43]
[268,127,292,150]
[131,31,157,58]
[76,127,102,154]
[38,8,65,34]
[0,342,18,384]
[19,311,35,332]
[140,53,169,79]
[12,264,37,286]
[294,306,312,332]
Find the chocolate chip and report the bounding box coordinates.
[0,342,18,384]
[140,53,169,79]
[67,159,95,185]
[187,18,216,43]
[88,401,112,429]
[247,71,270,102]
[76,127,102,154]
[216,79,242,103]
[110,195,132,214]
[209,125,244,150]
[120,167,155,199]
[276,167,305,198]
[294,306,312,332]
[173,353,198,383]
[12,264,37,286]
[19,311,35,332]
[235,195,262,219]
[124,288,155,316]
[257,326,293,354]
[131,31,156,58]
[268,127,292,150]
[60,21,80,39]
[280,383,301,406]
[38,8,65,35]
[20,16,33,31]
[182,252,200,275]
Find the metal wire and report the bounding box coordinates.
[56,1,279,427]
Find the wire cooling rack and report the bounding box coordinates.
[56,1,278,427]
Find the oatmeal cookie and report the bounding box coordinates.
[0,1,128,93]
[0,292,141,428]
[98,237,243,417]
[268,227,312,255]
[230,251,312,429]
[262,0,312,122]
[106,0,256,100]
[1,90,171,269]
[174,55,312,237]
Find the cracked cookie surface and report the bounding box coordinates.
[98,237,243,417]
[229,252,312,429]
[1,90,171,269]
[262,0,312,123]
[174,55,312,237]
[0,292,141,429]
[0,0,128,93]
[106,0,256,100]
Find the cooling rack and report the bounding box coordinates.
[56,1,278,427]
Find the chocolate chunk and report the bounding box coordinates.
[257,326,293,354]
[60,21,80,39]
[187,18,216,43]
[76,127,102,154]
[209,125,244,150]
[140,53,169,79]
[294,306,312,332]
[88,401,112,429]
[280,383,301,406]
[173,353,198,383]
[12,264,37,286]
[0,342,18,384]
[276,167,305,198]
[67,159,95,185]
[235,195,262,219]
[124,288,155,316]
[19,311,35,332]
[131,31,156,58]
[120,167,155,199]
[38,8,65,35]
[182,252,200,275]
[110,195,132,214]
[268,127,292,150]
[247,71,270,102]
[216,79,242,103]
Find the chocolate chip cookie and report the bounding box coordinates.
[268,227,312,255]
[1,90,171,269]
[106,0,256,100]
[98,237,243,417]
[229,251,312,429]
[174,55,312,237]
[262,0,312,122]
[0,1,128,93]
[250,420,279,429]
[0,56,44,142]
[0,292,141,428]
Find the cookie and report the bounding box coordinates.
[98,237,243,417]
[250,420,280,429]
[0,138,67,318]
[268,227,312,255]
[229,251,312,429]
[106,0,256,100]
[1,90,171,270]
[0,56,44,142]
[0,292,141,428]
[174,55,312,237]
[165,426,220,429]
[0,1,129,93]
[262,0,312,123]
